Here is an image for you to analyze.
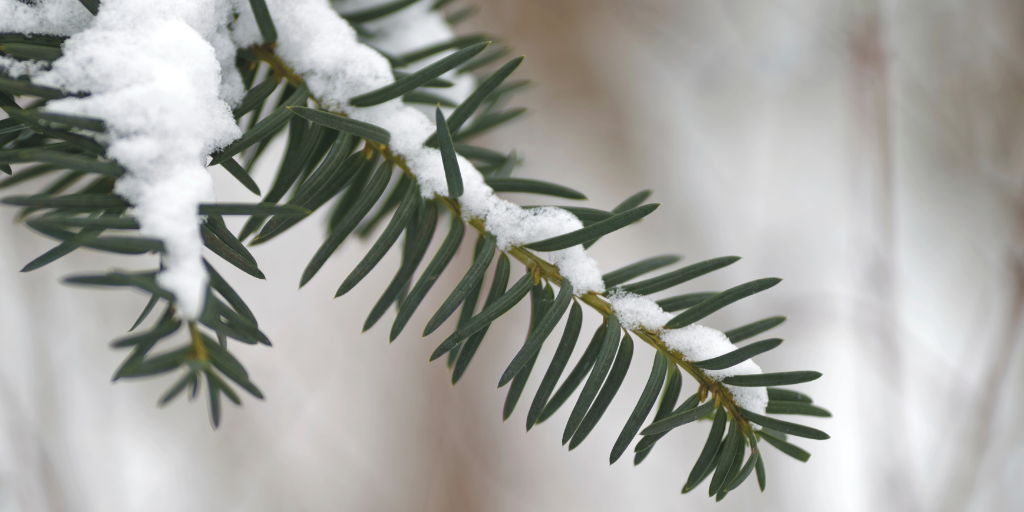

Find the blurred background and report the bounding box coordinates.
[3,0,1024,510]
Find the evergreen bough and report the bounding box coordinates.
[0,0,829,500]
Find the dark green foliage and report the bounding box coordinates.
[715,439,749,501]
[723,371,822,387]
[525,205,611,224]
[499,281,573,387]
[766,401,832,417]
[241,117,332,238]
[256,135,361,242]
[24,218,163,255]
[633,367,682,465]
[691,338,783,370]
[582,190,655,249]
[425,56,524,146]
[111,316,181,348]
[708,419,742,496]
[452,252,511,383]
[64,271,171,299]
[504,283,551,420]
[0,77,66,99]
[131,294,161,332]
[21,110,107,132]
[569,332,633,450]
[0,42,61,61]
[435,107,463,198]
[452,108,526,141]
[206,260,256,325]
[0,164,64,189]
[430,271,532,361]
[739,407,830,440]
[602,255,681,288]
[767,387,813,403]
[3,108,106,154]
[756,450,767,491]
[363,200,438,331]
[563,316,620,445]
[657,292,718,312]
[635,393,702,463]
[339,0,419,23]
[248,0,277,44]
[350,42,489,107]
[423,235,496,335]
[682,441,722,494]
[0,118,25,135]
[492,150,518,178]
[2,193,127,209]
[288,106,391,144]
[327,153,375,233]
[403,91,456,107]
[77,0,100,15]
[302,161,392,286]
[609,351,666,463]
[619,256,741,295]
[359,174,412,239]
[210,84,308,166]
[454,144,508,166]
[0,2,826,498]
[535,324,605,425]
[485,177,587,200]
[640,399,715,436]
[158,372,193,406]
[397,34,491,65]
[200,291,272,346]
[199,203,309,216]
[759,430,812,462]
[336,183,420,297]
[20,223,104,271]
[392,215,465,341]
[503,345,538,419]
[526,300,582,429]
[0,150,122,177]
[233,78,278,120]
[684,407,727,491]
[218,158,261,195]
[665,278,782,329]
[115,345,190,380]
[449,239,487,368]
[392,71,454,88]
[527,204,659,251]
[725,448,759,494]
[612,190,652,214]
[725,316,787,343]
[202,215,264,279]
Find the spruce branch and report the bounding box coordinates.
[252,34,827,473]
[0,0,830,500]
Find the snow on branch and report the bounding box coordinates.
[1,0,767,413]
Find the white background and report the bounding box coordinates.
[2,0,1023,510]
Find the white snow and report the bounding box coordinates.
[2,0,768,411]
[0,55,51,78]
[11,0,244,318]
[607,288,674,331]
[234,0,607,294]
[609,289,768,414]
[0,0,94,36]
